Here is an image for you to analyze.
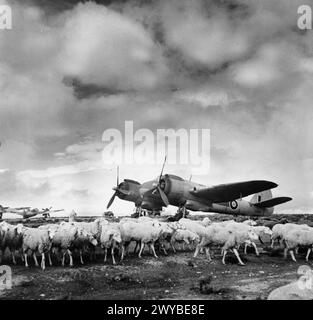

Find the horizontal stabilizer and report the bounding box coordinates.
[253,197,292,208]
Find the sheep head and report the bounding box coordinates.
[112,231,122,244]
[192,234,200,244]
[0,221,10,232]
[15,224,24,235]
[48,228,57,240]
[248,230,259,241]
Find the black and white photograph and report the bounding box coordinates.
[0,0,313,305]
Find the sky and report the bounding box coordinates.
[0,0,312,217]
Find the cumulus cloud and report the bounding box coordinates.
[0,0,312,214]
[58,2,168,90]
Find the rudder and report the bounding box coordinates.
[250,189,272,204]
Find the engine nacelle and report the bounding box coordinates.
[185,200,210,212]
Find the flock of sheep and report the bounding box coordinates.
[0,216,312,270]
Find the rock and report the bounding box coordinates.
[199,276,213,294]
[268,277,313,300]
[187,260,195,267]
[113,275,121,282]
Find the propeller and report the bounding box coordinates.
[107,166,129,209]
[151,156,170,207]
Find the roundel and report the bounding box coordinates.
[230,200,238,210]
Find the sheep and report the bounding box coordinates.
[137,216,154,223]
[242,219,257,226]
[71,227,98,265]
[38,224,60,232]
[74,219,106,261]
[119,217,140,224]
[168,221,186,231]
[281,226,313,262]
[243,226,272,256]
[68,210,77,222]
[197,217,212,227]
[20,226,56,270]
[178,218,209,241]
[119,220,163,260]
[0,222,6,263]
[271,224,286,247]
[0,222,24,265]
[271,223,311,251]
[194,223,259,265]
[154,222,176,255]
[74,219,102,240]
[170,229,200,252]
[100,222,122,264]
[50,222,80,267]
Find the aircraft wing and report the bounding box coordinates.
[253,197,292,208]
[190,180,278,203]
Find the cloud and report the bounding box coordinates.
[160,0,251,69]
[58,2,168,90]
[0,0,312,214]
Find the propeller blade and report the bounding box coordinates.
[117,166,119,186]
[157,186,169,206]
[107,191,117,209]
[159,155,167,183]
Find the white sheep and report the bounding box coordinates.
[71,227,98,265]
[219,221,261,257]
[68,210,77,222]
[51,222,80,267]
[20,226,56,270]
[170,229,200,252]
[282,226,313,262]
[74,219,104,261]
[0,222,6,264]
[0,222,24,265]
[154,222,176,255]
[119,220,163,260]
[243,226,272,256]
[194,223,259,265]
[100,222,122,264]
[178,218,209,241]
[197,217,212,227]
[242,219,257,226]
[74,219,103,240]
[271,223,311,251]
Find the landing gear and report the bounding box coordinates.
[131,206,143,218]
[167,206,189,222]
[179,206,189,218]
[0,212,2,220]
[151,210,161,217]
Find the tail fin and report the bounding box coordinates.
[250,189,272,204]
[251,189,292,208]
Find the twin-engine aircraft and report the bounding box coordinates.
[107,160,292,217]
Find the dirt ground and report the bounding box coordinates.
[0,214,312,300]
